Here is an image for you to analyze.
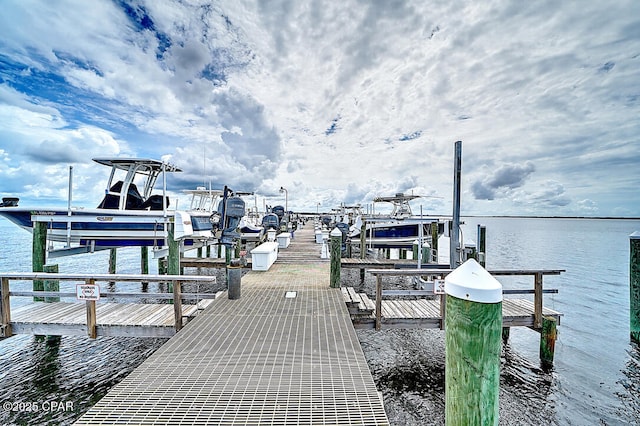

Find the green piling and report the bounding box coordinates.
[330,228,342,288]
[108,248,117,274]
[540,316,557,368]
[141,246,149,275]
[32,221,47,301]
[630,232,640,343]
[43,264,59,303]
[167,222,179,275]
[445,259,502,426]
[431,222,439,260]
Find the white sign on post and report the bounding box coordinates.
[76,284,100,301]
[434,279,446,295]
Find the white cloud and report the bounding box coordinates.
[0,0,638,216]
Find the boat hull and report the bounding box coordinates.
[0,207,213,247]
[351,218,444,249]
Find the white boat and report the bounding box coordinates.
[348,193,445,249]
[0,158,213,257]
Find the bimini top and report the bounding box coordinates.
[92,158,182,173]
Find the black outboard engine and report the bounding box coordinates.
[335,222,350,252]
[213,187,246,246]
[321,215,332,228]
[261,213,279,230]
[272,205,285,221]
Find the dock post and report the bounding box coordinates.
[375,275,382,330]
[173,278,183,332]
[43,264,59,302]
[360,220,366,259]
[1,277,12,337]
[141,246,149,274]
[534,272,543,329]
[167,222,180,275]
[630,232,640,342]
[167,222,179,299]
[227,263,242,300]
[431,221,439,261]
[32,221,47,301]
[158,258,167,275]
[109,248,117,274]
[477,225,487,267]
[450,140,462,269]
[540,316,557,368]
[330,228,342,288]
[502,327,510,343]
[444,259,502,426]
[86,279,97,339]
[108,248,117,286]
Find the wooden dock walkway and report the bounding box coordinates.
[74,226,390,425]
[1,274,219,338]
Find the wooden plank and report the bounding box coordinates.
[0,272,216,282]
[347,287,359,303]
[340,287,351,303]
[359,294,376,312]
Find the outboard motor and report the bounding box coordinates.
[321,215,332,228]
[261,213,279,230]
[272,205,285,221]
[335,222,350,252]
[214,189,246,246]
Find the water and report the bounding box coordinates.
[1,217,639,425]
[356,217,640,425]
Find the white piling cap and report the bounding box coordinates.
[445,258,502,303]
[330,228,342,237]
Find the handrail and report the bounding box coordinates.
[1,273,216,338]
[368,268,564,330]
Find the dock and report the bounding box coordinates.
[74,226,389,425]
[1,273,219,338]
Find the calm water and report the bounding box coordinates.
[1,217,639,425]
[463,217,640,425]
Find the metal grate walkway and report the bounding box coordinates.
[75,228,388,425]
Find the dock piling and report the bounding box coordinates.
[141,246,149,275]
[477,225,487,267]
[86,279,97,339]
[43,264,60,303]
[540,316,557,368]
[631,232,640,343]
[227,264,242,299]
[1,277,11,337]
[32,221,47,301]
[444,259,502,426]
[330,228,342,288]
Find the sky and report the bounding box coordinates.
[0,0,639,217]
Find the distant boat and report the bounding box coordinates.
[348,193,445,249]
[0,158,214,257]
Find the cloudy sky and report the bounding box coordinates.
[1,0,638,217]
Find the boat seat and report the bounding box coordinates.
[141,195,170,210]
[97,181,145,210]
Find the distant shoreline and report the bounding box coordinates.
[462,215,640,220]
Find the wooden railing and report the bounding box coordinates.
[0,272,216,338]
[367,268,564,330]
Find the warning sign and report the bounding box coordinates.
[76,284,100,301]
